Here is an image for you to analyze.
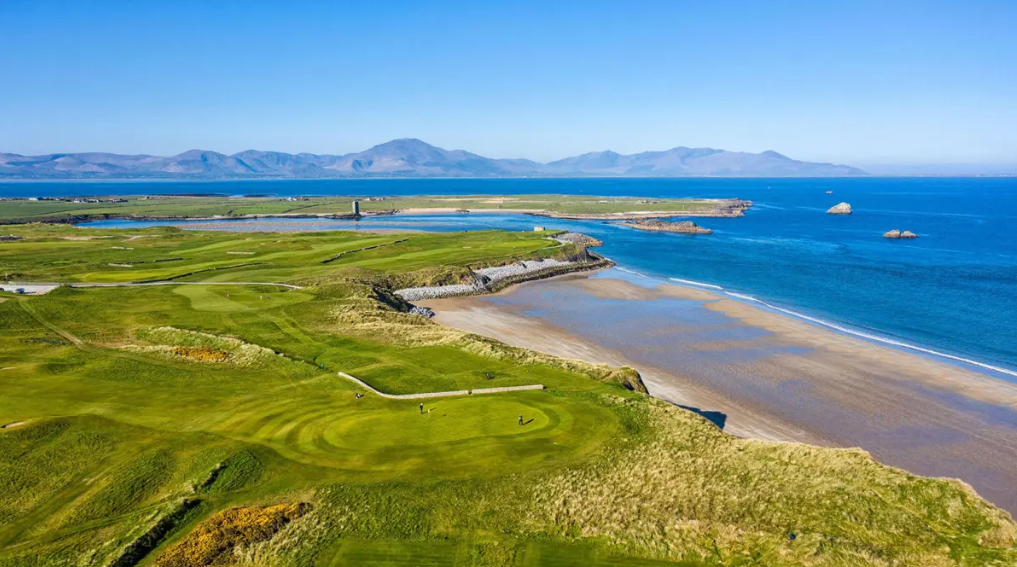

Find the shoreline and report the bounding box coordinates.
[417,270,1017,514]
[612,267,1017,381]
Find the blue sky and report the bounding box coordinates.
[1,0,1015,169]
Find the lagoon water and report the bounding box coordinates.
[10,177,1017,377]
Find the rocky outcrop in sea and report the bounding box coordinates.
[883,229,918,239]
[827,202,852,215]
[622,220,712,234]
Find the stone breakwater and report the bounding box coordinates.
[396,257,603,301]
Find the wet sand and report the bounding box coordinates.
[418,271,1017,514]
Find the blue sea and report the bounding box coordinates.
[5,177,1016,378]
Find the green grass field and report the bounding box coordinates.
[0,194,729,224]
[0,223,1014,567]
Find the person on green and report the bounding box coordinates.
[420,403,424,414]
[518,414,523,426]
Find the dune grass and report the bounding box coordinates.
[0,224,1014,567]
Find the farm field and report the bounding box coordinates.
[0,223,1015,567]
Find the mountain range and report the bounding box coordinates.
[0,138,866,179]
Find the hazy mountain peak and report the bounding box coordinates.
[0,140,867,178]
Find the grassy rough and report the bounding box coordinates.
[533,399,1017,566]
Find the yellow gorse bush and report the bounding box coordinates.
[156,503,310,567]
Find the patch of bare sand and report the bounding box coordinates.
[570,277,721,301]
[2,421,26,429]
[394,207,546,215]
[704,297,1017,408]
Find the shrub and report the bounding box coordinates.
[155,503,311,567]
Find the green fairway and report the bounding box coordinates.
[1,223,1014,567]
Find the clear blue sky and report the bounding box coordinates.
[1,0,1015,168]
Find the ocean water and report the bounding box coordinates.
[9,177,1016,376]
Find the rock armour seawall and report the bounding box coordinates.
[396,256,607,301]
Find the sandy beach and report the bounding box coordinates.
[418,271,1017,514]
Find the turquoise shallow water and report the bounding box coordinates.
[13,176,1016,377]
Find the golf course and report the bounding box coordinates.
[1,221,1015,567]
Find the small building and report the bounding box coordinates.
[533,226,546,232]
[352,200,361,215]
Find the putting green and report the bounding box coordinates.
[211,392,616,475]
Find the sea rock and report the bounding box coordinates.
[408,306,435,318]
[827,202,852,215]
[901,230,918,239]
[883,229,919,239]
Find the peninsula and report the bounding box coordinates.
[0,194,751,225]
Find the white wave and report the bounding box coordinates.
[668,277,724,290]
[720,291,1017,379]
[615,267,652,278]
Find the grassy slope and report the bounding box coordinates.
[0,194,724,223]
[0,224,1014,567]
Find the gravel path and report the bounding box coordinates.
[337,372,542,399]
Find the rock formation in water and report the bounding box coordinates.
[623,220,713,234]
[827,202,852,214]
[883,229,918,239]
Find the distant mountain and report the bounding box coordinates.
[0,139,866,179]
